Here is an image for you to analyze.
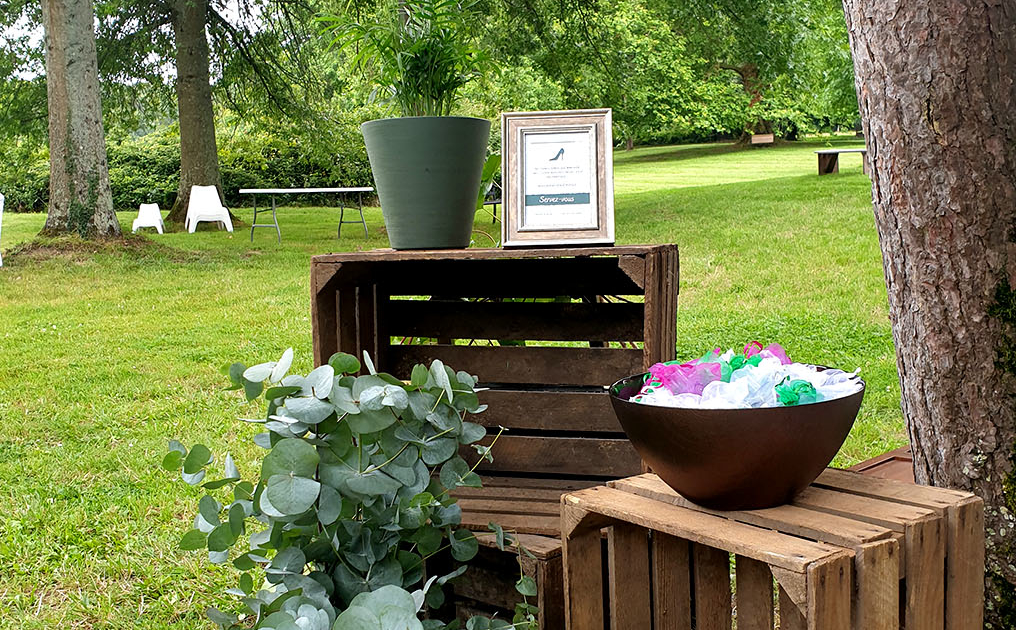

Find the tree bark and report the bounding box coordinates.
[165,0,226,223]
[842,0,1016,626]
[41,0,119,237]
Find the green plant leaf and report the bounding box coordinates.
[362,351,377,375]
[179,529,207,550]
[439,457,481,489]
[207,522,237,552]
[161,450,183,471]
[284,396,335,424]
[265,385,302,400]
[329,352,361,374]
[430,359,454,403]
[421,437,457,465]
[206,607,238,628]
[270,348,294,383]
[411,364,429,389]
[449,528,478,561]
[488,522,506,550]
[239,572,254,595]
[347,408,397,434]
[460,422,486,444]
[352,374,388,399]
[228,503,245,537]
[244,362,275,382]
[225,363,246,390]
[198,495,221,525]
[317,484,344,526]
[306,364,335,399]
[265,474,320,515]
[183,444,213,474]
[515,575,538,597]
[224,453,240,480]
[243,378,264,401]
[262,438,320,479]
[347,469,402,496]
[329,385,361,415]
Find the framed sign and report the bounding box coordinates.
[501,109,614,247]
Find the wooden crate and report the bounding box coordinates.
[309,245,680,627]
[562,471,983,630]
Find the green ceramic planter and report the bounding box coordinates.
[361,116,491,250]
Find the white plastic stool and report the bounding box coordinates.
[185,185,233,233]
[132,203,165,234]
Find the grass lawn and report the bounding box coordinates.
[0,136,900,628]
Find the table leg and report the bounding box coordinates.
[271,196,280,243]
[818,154,839,175]
[250,194,257,242]
[358,192,367,238]
[338,197,346,239]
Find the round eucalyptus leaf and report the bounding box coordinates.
[306,364,335,399]
[421,437,457,465]
[244,362,276,383]
[270,348,294,383]
[228,503,246,536]
[267,546,307,576]
[208,549,229,564]
[161,450,183,471]
[347,408,397,434]
[459,422,486,445]
[179,528,207,550]
[347,470,402,496]
[206,607,238,628]
[265,385,302,401]
[425,407,461,434]
[378,607,423,630]
[207,522,237,552]
[449,528,479,562]
[317,484,344,526]
[283,396,335,425]
[352,374,387,399]
[329,385,361,415]
[198,495,221,525]
[516,575,538,597]
[439,457,482,489]
[429,360,454,403]
[328,352,361,375]
[183,444,213,474]
[253,432,273,449]
[359,385,387,411]
[262,438,320,480]
[412,525,443,556]
[266,474,320,515]
[333,606,381,630]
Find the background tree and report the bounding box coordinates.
[841,0,1016,625]
[40,0,119,237]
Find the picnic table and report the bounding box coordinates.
[815,148,869,175]
[238,187,374,242]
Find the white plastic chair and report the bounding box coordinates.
[185,185,233,233]
[132,203,165,234]
[0,192,5,267]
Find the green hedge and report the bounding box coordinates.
[1,111,378,213]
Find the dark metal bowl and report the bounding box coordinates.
[608,369,864,510]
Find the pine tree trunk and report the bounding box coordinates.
[842,0,1016,625]
[165,0,227,224]
[40,0,119,238]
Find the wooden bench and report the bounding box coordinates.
[816,148,869,175]
[751,133,775,145]
[309,245,679,626]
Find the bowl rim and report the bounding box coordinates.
[608,365,866,412]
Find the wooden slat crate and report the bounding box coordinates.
[309,245,679,628]
[560,471,983,630]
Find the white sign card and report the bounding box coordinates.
[520,127,599,231]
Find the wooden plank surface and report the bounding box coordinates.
[735,556,774,630]
[806,553,852,630]
[854,539,899,630]
[816,467,973,511]
[562,487,844,572]
[383,299,645,342]
[693,544,732,630]
[460,511,561,536]
[475,389,622,433]
[473,531,563,559]
[946,498,985,630]
[537,555,565,630]
[779,584,807,630]
[904,517,946,630]
[311,263,340,366]
[313,244,671,263]
[792,485,937,532]
[652,533,691,629]
[387,344,644,386]
[562,505,605,630]
[337,287,357,358]
[610,474,895,549]
[465,435,642,478]
[608,524,652,630]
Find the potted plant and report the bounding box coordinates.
[160,349,538,629]
[320,0,490,250]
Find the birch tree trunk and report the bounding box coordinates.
[841,0,1016,625]
[41,0,119,237]
[165,0,225,223]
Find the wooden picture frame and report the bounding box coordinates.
[501,109,614,247]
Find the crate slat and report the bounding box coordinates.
[607,524,652,630]
[386,344,643,387]
[384,299,645,342]
[475,389,622,433]
[693,544,733,630]
[735,556,774,630]
[652,533,692,628]
[466,435,642,478]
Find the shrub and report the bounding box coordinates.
[162,349,538,630]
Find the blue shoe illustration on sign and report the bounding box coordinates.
[550,148,564,161]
